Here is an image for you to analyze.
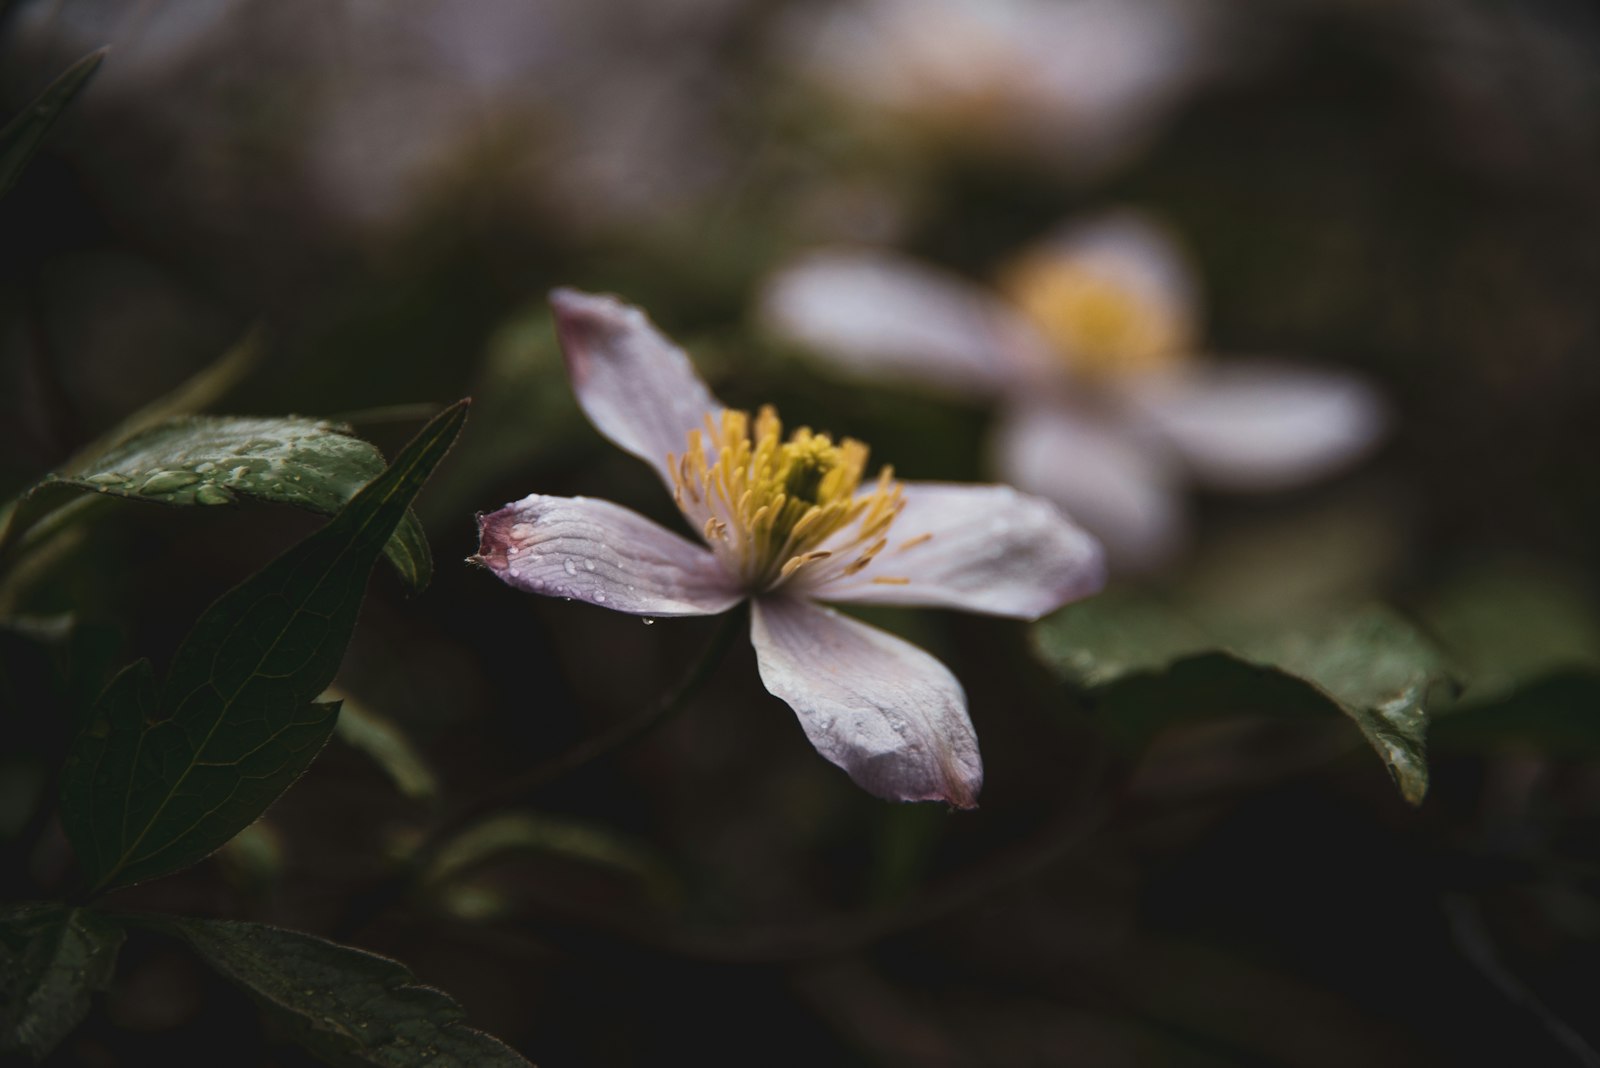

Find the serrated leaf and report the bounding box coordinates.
[37,415,434,591]
[143,916,530,1067]
[1033,595,1449,803]
[0,48,106,200]
[0,903,124,1060]
[59,401,468,894]
[330,690,439,801]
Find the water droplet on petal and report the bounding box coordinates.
[584,560,595,571]
[563,559,577,576]
[642,618,656,626]
[595,591,607,602]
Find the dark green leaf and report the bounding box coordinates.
[0,903,124,1060]
[1033,595,1450,804]
[38,414,433,591]
[60,401,468,894]
[144,916,530,1067]
[0,49,106,200]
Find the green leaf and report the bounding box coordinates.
[0,49,106,200]
[329,689,439,802]
[142,916,530,1067]
[59,401,468,894]
[1033,595,1451,804]
[37,414,434,591]
[424,811,677,904]
[0,903,124,1060]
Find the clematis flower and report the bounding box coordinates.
[473,289,1105,807]
[760,210,1388,572]
[775,0,1220,179]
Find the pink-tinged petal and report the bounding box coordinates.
[550,287,722,487]
[759,249,1057,395]
[993,401,1185,573]
[1130,361,1388,492]
[806,483,1104,620]
[476,494,742,617]
[750,597,982,807]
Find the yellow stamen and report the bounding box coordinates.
[668,404,909,590]
[999,253,1189,380]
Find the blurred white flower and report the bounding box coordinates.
[776,0,1223,178]
[761,210,1388,572]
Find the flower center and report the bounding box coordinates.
[1000,254,1188,380]
[669,406,905,590]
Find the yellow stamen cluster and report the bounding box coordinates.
[1000,255,1188,380]
[670,406,905,590]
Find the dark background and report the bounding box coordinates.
[4,1,1600,1064]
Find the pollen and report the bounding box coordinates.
[1000,254,1187,380]
[668,405,905,590]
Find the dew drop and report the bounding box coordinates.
[642,618,656,626]
[595,591,607,602]
[193,461,217,474]
[584,559,595,571]
[194,484,234,506]
[139,470,201,495]
[510,522,536,540]
[84,472,126,486]
[563,559,578,575]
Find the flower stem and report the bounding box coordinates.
[334,607,744,937]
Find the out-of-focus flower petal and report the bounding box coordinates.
[993,401,1185,573]
[550,288,723,488]
[1130,361,1388,491]
[760,249,1056,395]
[749,596,982,808]
[805,483,1104,619]
[476,494,742,617]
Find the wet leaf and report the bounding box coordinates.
[1034,595,1450,804]
[59,402,468,894]
[38,415,434,592]
[0,48,106,200]
[144,916,531,1067]
[0,903,124,1060]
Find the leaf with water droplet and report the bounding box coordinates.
[25,415,436,591]
[0,903,124,1060]
[137,916,530,1067]
[1033,595,1450,804]
[59,403,469,894]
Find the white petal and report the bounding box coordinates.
[807,483,1105,620]
[992,401,1186,573]
[1130,361,1388,492]
[759,249,1057,395]
[476,494,742,617]
[750,597,982,807]
[550,287,722,488]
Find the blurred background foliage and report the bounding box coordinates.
[3,0,1600,1064]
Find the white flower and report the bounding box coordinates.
[474,289,1105,808]
[760,210,1388,572]
[776,0,1220,178]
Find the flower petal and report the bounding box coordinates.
[750,596,982,807]
[759,249,1057,395]
[550,287,723,487]
[806,483,1104,620]
[476,494,742,617]
[1130,361,1388,491]
[992,401,1185,573]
